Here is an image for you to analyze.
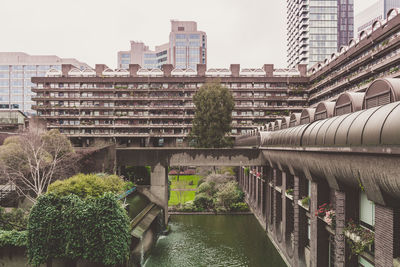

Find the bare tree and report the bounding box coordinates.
[0,127,77,203]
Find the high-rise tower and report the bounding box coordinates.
[287,0,354,68]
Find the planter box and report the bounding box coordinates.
[285,192,294,200]
[298,200,309,211]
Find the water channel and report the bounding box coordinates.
[144,214,286,267]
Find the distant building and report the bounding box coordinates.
[355,0,400,34]
[286,0,354,68]
[0,52,89,115]
[117,20,207,70]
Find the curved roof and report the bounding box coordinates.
[149,68,163,77]
[300,108,316,125]
[260,101,400,147]
[372,20,382,31]
[115,68,130,76]
[289,113,301,127]
[46,68,62,77]
[171,68,184,76]
[348,38,357,47]
[363,78,400,109]
[281,116,291,129]
[359,30,367,40]
[315,102,335,120]
[387,8,400,21]
[137,68,150,76]
[335,92,365,116]
[339,46,348,54]
[68,68,82,77]
[268,121,275,131]
[274,120,282,131]
[82,68,96,77]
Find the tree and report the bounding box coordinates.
[0,127,77,203]
[190,82,234,148]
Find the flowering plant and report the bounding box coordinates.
[343,219,374,256]
[315,203,336,227]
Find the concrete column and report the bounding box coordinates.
[255,176,259,213]
[293,175,300,267]
[375,204,398,267]
[273,168,277,235]
[334,190,346,267]
[310,181,318,267]
[147,163,169,224]
[281,171,287,246]
[261,179,265,218]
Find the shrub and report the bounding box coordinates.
[47,173,127,198]
[27,193,130,267]
[0,230,27,247]
[230,202,250,212]
[197,178,205,187]
[215,181,241,209]
[197,182,214,195]
[0,208,28,231]
[193,193,214,210]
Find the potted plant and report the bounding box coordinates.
[314,203,336,227]
[343,219,374,257]
[285,188,294,196]
[300,196,310,207]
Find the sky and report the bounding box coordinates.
[0,0,379,69]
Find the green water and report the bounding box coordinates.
[144,215,286,267]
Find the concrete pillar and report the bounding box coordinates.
[375,204,398,267]
[149,163,168,224]
[281,171,287,246]
[256,176,259,212]
[293,175,300,267]
[334,190,346,267]
[310,181,318,267]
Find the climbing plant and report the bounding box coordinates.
[27,193,130,266]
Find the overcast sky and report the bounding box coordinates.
[1,0,378,69]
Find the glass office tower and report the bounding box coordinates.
[287,0,354,68]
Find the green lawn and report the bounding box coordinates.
[168,175,201,206]
[169,175,201,189]
[168,191,196,206]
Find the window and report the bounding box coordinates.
[176,34,186,39]
[360,191,375,229]
[121,54,130,58]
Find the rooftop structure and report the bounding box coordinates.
[355,0,400,34]
[117,20,207,70]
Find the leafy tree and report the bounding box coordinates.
[191,82,234,148]
[0,128,78,203]
[47,173,128,198]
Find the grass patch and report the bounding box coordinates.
[169,175,201,190]
[168,191,196,206]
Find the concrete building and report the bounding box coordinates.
[31,63,308,147]
[117,20,207,70]
[287,0,354,68]
[355,0,400,34]
[0,52,89,115]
